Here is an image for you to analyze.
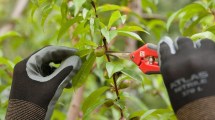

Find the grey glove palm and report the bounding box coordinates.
[6,46,81,120]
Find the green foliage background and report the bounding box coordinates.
[0,0,215,119]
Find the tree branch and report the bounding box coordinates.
[67,86,84,120]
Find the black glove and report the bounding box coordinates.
[5,46,82,120]
[158,37,215,120]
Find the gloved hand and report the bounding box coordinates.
[5,46,82,120]
[158,37,215,120]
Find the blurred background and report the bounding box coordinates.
[0,0,208,120]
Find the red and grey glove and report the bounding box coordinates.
[158,37,215,120]
[6,46,81,120]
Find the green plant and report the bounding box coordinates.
[1,0,215,119]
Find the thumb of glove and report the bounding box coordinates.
[51,56,81,86]
[44,55,81,119]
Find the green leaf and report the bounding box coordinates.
[31,5,38,19]
[148,20,166,29]
[206,25,215,33]
[82,86,109,118]
[0,31,21,42]
[140,109,157,119]
[51,110,66,120]
[37,0,47,6]
[73,21,90,37]
[106,60,124,78]
[76,49,93,57]
[191,31,215,41]
[82,8,89,19]
[61,1,68,21]
[166,11,180,31]
[166,3,207,31]
[97,4,121,13]
[101,28,117,43]
[0,85,7,93]
[74,37,97,49]
[41,4,53,26]
[179,9,208,34]
[129,110,145,119]
[30,0,38,6]
[121,69,143,81]
[72,53,96,87]
[0,57,15,70]
[140,109,176,119]
[108,11,121,29]
[118,26,146,32]
[57,16,83,40]
[121,93,148,111]
[117,31,143,42]
[121,15,127,24]
[83,99,107,119]
[141,0,157,13]
[99,21,106,28]
[89,17,95,35]
[74,0,87,16]
[0,108,6,120]
[83,40,97,47]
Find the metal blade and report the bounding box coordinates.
[106,51,131,60]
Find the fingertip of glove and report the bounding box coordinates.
[42,46,77,53]
[158,36,175,54]
[195,39,202,48]
[195,38,215,49]
[175,37,195,49]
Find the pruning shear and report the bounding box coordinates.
[106,43,160,74]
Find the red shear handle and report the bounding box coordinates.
[130,43,160,74]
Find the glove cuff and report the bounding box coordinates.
[176,95,215,120]
[5,99,46,120]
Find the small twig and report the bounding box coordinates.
[113,72,120,100]
[102,38,111,62]
[102,37,120,100]
[90,1,124,118]
[91,1,98,18]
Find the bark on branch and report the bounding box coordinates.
[67,86,84,120]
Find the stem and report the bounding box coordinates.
[113,72,120,100]
[102,37,120,99]
[102,38,111,62]
[91,1,98,18]
[90,1,123,118]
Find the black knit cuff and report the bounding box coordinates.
[176,96,215,120]
[5,99,46,120]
